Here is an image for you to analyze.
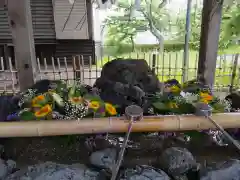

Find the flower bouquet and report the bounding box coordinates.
[15,80,118,121]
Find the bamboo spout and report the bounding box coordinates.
[0,113,240,137]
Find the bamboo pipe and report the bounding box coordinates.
[0,113,240,137]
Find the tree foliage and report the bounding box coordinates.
[175,3,202,49]
[221,3,240,47]
[103,0,170,55]
[175,0,240,49]
[103,0,240,55]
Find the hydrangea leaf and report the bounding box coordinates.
[152,102,168,110]
[51,93,64,107]
[19,111,35,121]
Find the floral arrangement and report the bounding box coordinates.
[16,80,118,121]
[148,80,231,115]
[4,79,235,146]
[7,79,231,122]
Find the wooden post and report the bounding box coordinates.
[182,0,192,83]
[7,0,37,91]
[197,0,223,88]
[3,45,10,69]
[72,56,81,80]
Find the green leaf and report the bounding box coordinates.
[177,103,196,114]
[55,81,67,93]
[68,84,76,98]
[184,131,204,140]
[36,99,49,107]
[74,89,82,97]
[83,94,102,101]
[19,111,35,120]
[152,102,167,110]
[114,104,120,108]
[52,93,64,107]
[211,103,226,113]
[79,86,88,95]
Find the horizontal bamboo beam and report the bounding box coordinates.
[0,113,240,137]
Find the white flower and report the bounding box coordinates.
[180,91,186,97]
[184,93,199,103]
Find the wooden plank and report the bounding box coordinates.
[7,0,37,91]
[86,0,93,39]
[53,0,89,39]
[0,0,6,7]
[197,0,223,88]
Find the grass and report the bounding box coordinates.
[95,50,240,88]
[218,45,240,55]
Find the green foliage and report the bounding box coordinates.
[104,41,197,55]
[175,4,202,49]
[19,110,35,121]
[149,82,230,115]
[103,0,240,55]
[104,0,169,55]
[152,102,168,112]
[220,4,240,48]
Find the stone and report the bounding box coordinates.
[225,91,240,111]
[89,148,117,170]
[159,147,198,177]
[201,159,240,180]
[0,159,8,179]
[119,165,170,180]
[0,158,17,179]
[6,160,16,173]
[5,162,102,180]
[94,59,162,112]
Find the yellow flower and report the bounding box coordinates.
[200,92,213,104]
[168,102,178,109]
[105,103,117,116]
[32,95,45,107]
[200,99,209,104]
[170,85,181,93]
[69,96,83,104]
[34,104,52,118]
[89,101,100,110]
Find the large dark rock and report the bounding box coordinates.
[0,158,16,179]
[94,59,162,112]
[89,148,117,170]
[159,147,199,179]
[200,159,240,180]
[5,162,102,180]
[119,165,170,180]
[225,91,240,111]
